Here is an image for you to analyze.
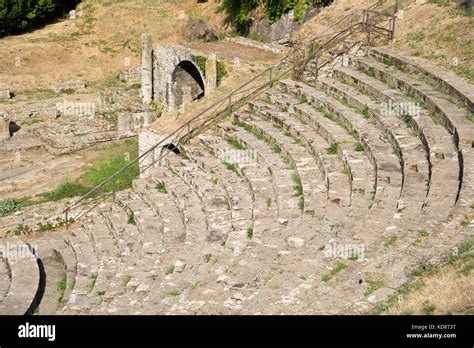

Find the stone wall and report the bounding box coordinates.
[118,111,156,132]
[0,116,10,141]
[119,67,141,82]
[0,84,11,100]
[51,80,86,93]
[248,6,319,43]
[138,129,167,177]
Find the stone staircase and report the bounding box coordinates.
[1,46,473,315]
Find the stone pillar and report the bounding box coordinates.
[141,33,153,105]
[139,129,167,178]
[205,53,217,96]
[0,116,10,141]
[0,85,11,100]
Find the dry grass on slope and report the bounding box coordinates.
[0,0,227,94]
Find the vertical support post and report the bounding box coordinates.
[269,67,273,88]
[391,0,399,41]
[112,177,116,203]
[65,210,69,230]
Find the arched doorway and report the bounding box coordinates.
[9,121,20,137]
[171,60,205,108]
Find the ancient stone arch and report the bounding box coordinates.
[141,34,216,111]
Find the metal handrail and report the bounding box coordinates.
[63,0,398,229]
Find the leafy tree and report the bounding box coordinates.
[0,0,80,37]
[217,0,333,27]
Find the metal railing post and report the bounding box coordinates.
[269,67,273,88]
[112,177,116,203]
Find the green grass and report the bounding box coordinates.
[227,135,246,150]
[355,142,365,152]
[460,218,470,227]
[127,212,136,225]
[156,181,167,193]
[292,173,303,197]
[266,197,272,208]
[298,95,308,104]
[122,275,132,287]
[87,273,98,293]
[281,106,289,112]
[166,290,181,297]
[165,265,175,275]
[190,282,200,291]
[41,139,139,203]
[57,273,67,306]
[421,301,436,315]
[298,197,304,211]
[36,221,54,232]
[364,280,384,296]
[321,262,348,282]
[212,177,219,185]
[247,226,254,239]
[327,143,338,155]
[342,168,350,176]
[10,224,31,236]
[418,229,429,237]
[42,181,90,202]
[0,199,20,217]
[384,235,398,248]
[222,161,240,176]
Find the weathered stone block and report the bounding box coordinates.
[51,80,86,93]
[0,84,11,100]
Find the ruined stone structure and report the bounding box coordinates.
[0,84,10,100]
[0,116,10,141]
[51,80,86,93]
[118,111,156,133]
[141,34,216,111]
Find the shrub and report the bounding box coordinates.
[0,199,20,217]
[0,0,81,37]
[185,17,218,43]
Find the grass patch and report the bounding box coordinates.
[42,139,139,203]
[246,226,254,239]
[384,235,398,248]
[227,135,246,150]
[327,143,338,155]
[292,173,303,196]
[57,273,67,305]
[165,265,175,275]
[127,212,136,225]
[156,181,167,194]
[0,199,20,217]
[123,275,132,287]
[266,197,272,208]
[421,301,436,315]
[418,229,429,237]
[298,95,308,104]
[86,273,98,293]
[355,142,365,152]
[166,290,181,297]
[321,262,348,282]
[364,280,384,296]
[222,161,240,176]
